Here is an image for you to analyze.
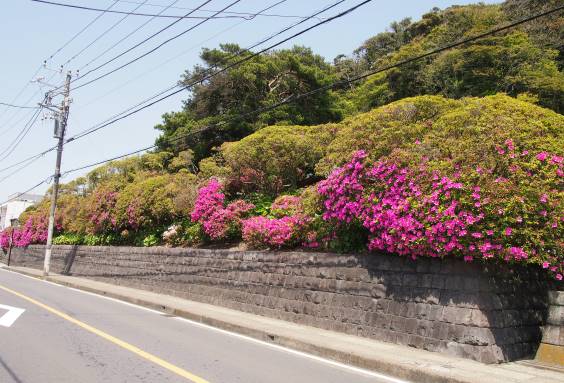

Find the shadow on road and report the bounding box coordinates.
[0,356,23,383]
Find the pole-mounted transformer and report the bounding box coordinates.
[53,113,62,139]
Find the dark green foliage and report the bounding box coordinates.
[346,4,563,113]
[155,45,345,162]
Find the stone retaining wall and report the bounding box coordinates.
[2,245,557,364]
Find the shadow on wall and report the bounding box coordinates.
[5,245,555,364]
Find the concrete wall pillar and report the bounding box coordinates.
[536,291,564,365]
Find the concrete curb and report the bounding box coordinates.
[3,265,563,383]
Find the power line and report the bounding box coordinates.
[0,0,116,129]
[0,65,43,133]
[0,146,57,175]
[0,102,39,109]
[0,177,52,206]
[60,0,219,89]
[32,0,261,20]
[0,105,43,162]
[68,1,564,144]
[43,0,120,63]
[79,0,181,71]
[59,2,564,176]
[67,0,372,140]
[0,153,46,185]
[75,0,292,119]
[60,0,151,68]
[72,0,243,91]
[113,0,325,21]
[67,0,346,140]
[8,2,562,191]
[30,0,317,21]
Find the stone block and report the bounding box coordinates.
[442,306,459,323]
[367,312,391,329]
[431,274,446,289]
[390,316,407,332]
[548,291,564,306]
[370,284,387,299]
[547,305,564,326]
[404,318,418,334]
[543,325,564,346]
[414,303,431,320]
[461,327,495,346]
[428,305,444,322]
[447,324,466,343]
[370,298,390,313]
[469,309,491,327]
[478,345,504,364]
[402,273,418,287]
[407,334,426,349]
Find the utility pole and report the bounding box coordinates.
[43,71,72,276]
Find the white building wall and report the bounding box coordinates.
[0,200,37,230]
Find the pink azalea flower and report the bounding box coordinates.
[504,227,512,236]
[557,274,563,281]
[536,152,548,161]
[542,262,550,269]
[540,194,548,203]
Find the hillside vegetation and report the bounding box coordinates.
[1,0,562,279]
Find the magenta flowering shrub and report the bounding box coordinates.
[242,215,310,249]
[0,216,50,250]
[0,230,11,250]
[318,148,563,279]
[191,179,254,240]
[87,188,118,234]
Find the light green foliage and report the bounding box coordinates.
[408,94,563,171]
[320,94,563,174]
[183,223,205,247]
[140,151,173,172]
[142,234,160,247]
[168,150,197,173]
[220,123,341,195]
[317,95,459,175]
[114,174,181,230]
[52,233,84,245]
[197,156,232,180]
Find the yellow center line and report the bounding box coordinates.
[0,283,210,383]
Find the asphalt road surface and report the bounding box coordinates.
[0,268,406,383]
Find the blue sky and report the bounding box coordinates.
[0,0,501,202]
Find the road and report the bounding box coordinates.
[0,268,405,383]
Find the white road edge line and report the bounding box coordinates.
[0,268,409,383]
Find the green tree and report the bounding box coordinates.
[155,44,344,162]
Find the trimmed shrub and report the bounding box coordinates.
[220,123,341,195]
